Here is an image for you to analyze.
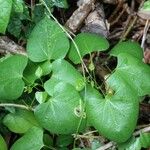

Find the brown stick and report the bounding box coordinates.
[0,36,27,55]
[65,0,96,33]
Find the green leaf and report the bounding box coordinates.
[0,135,7,150]
[0,0,12,33]
[35,92,48,104]
[108,53,150,96]
[33,4,45,23]
[12,0,24,13]
[141,0,150,11]
[44,59,85,93]
[110,41,143,60]
[0,55,28,100]
[10,127,44,150]
[23,60,38,85]
[56,135,73,147]
[3,109,40,133]
[85,85,139,143]
[44,0,68,8]
[27,17,70,62]
[139,133,150,148]
[7,16,22,38]
[35,82,86,134]
[35,60,52,78]
[118,133,150,150]
[43,134,53,147]
[52,0,68,8]
[68,33,109,64]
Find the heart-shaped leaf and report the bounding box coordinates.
[10,127,44,150]
[27,16,70,62]
[0,135,7,150]
[85,85,139,143]
[44,59,85,93]
[35,82,86,134]
[0,0,12,33]
[0,55,28,100]
[68,33,109,64]
[108,53,150,97]
[3,109,39,133]
[110,41,143,59]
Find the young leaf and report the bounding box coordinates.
[35,60,52,78]
[10,127,44,150]
[45,59,85,92]
[68,33,109,64]
[0,0,12,33]
[0,55,28,100]
[27,16,70,62]
[3,109,40,134]
[85,85,139,143]
[35,82,86,134]
[35,92,48,104]
[0,135,7,150]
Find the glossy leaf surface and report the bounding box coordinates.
[85,85,139,143]
[44,59,85,93]
[0,0,12,33]
[0,55,28,100]
[3,109,39,133]
[35,82,86,134]
[109,51,150,97]
[68,33,109,64]
[10,127,44,150]
[27,17,69,62]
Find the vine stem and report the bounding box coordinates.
[40,0,88,77]
[40,1,89,148]
[0,103,33,111]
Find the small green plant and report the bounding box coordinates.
[0,0,150,150]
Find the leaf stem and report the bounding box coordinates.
[0,103,33,111]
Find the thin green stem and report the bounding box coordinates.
[0,103,33,111]
[40,1,88,146]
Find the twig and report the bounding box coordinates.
[141,19,150,50]
[120,15,137,41]
[0,103,33,111]
[108,0,123,22]
[110,4,127,26]
[65,0,96,33]
[133,125,150,136]
[96,141,114,150]
[0,36,27,55]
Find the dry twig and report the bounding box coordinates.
[0,36,26,55]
